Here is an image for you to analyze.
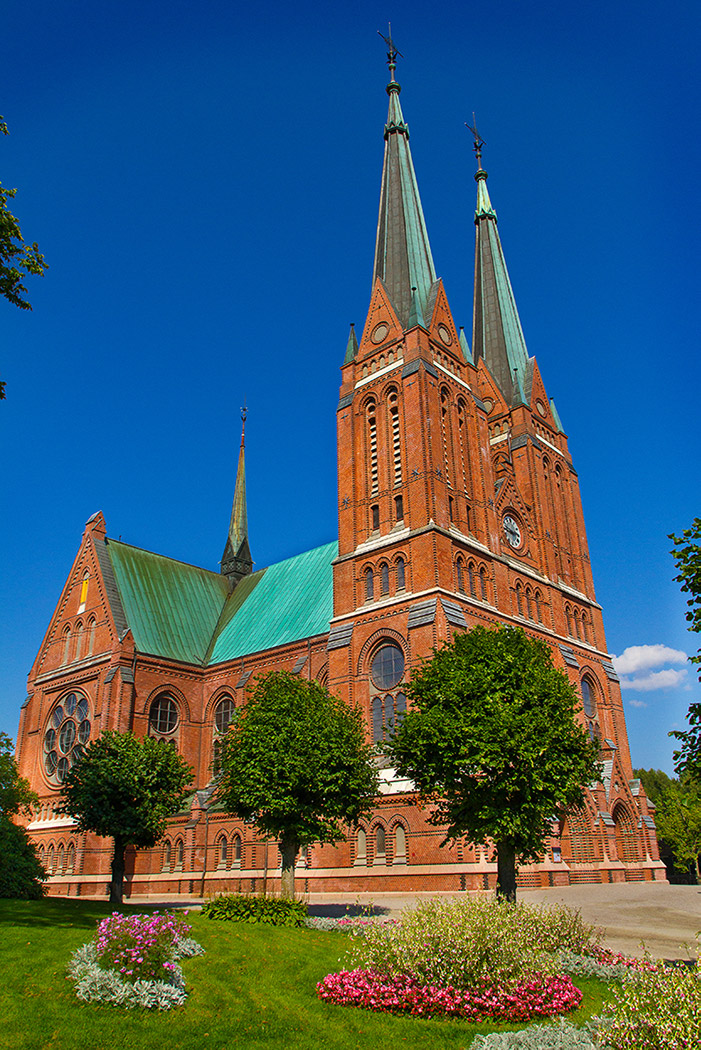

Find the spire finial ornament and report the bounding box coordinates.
[465,114,486,176]
[240,401,247,447]
[378,24,403,87]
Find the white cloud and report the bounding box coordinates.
[619,668,689,692]
[627,698,648,708]
[613,644,688,676]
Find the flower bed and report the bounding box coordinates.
[68,911,204,1010]
[316,968,582,1021]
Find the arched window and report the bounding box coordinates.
[394,824,407,864]
[56,844,65,875]
[380,562,389,596]
[582,612,590,643]
[78,572,89,611]
[468,562,476,597]
[66,842,76,874]
[365,567,374,602]
[456,557,465,593]
[371,504,380,532]
[581,676,597,719]
[372,696,383,744]
[394,494,404,521]
[534,591,543,623]
[516,583,524,616]
[214,696,235,734]
[613,804,639,864]
[174,839,184,871]
[370,644,406,744]
[232,833,242,869]
[565,606,573,636]
[74,622,84,661]
[525,587,533,621]
[47,844,55,875]
[355,827,367,865]
[217,836,228,869]
[374,825,386,864]
[396,557,406,591]
[149,694,178,735]
[367,401,378,497]
[162,841,172,872]
[87,617,97,656]
[62,626,71,665]
[479,566,488,601]
[388,391,402,487]
[573,609,582,640]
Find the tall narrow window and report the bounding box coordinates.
[374,826,386,863]
[233,833,242,868]
[356,828,367,865]
[87,617,96,655]
[380,562,389,596]
[516,583,524,616]
[66,842,76,874]
[440,389,452,489]
[367,403,379,497]
[448,495,454,522]
[535,591,543,623]
[565,606,573,636]
[468,562,476,597]
[74,622,84,661]
[78,573,89,613]
[456,557,465,593]
[389,392,402,486]
[525,588,533,621]
[396,556,406,591]
[573,609,582,640]
[394,824,407,864]
[479,566,488,601]
[62,627,71,665]
[582,613,590,643]
[457,400,468,494]
[162,842,172,872]
[371,504,380,532]
[365,567,374,602]
[217,836,228,869]
[394,494,403,522]
[372,695,383,743]
[175,839,184,870]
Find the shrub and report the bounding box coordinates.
[202,893,307,926]
[316,968,582,1021]
[0,817,45,899]
[599,954,701,1049]
[471,1017,599,1048]
[351,897,596,991]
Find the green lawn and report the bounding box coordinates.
[0,899,608,1050]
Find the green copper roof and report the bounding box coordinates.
[373,77,436,328]
[208,541,337,664]
[106,540,230,664]
[343,323,358,365]
[472,169,531,405]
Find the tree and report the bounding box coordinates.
[387,626,601,901]
[1,116,48,399]
[217,671,378,898]
[654,778,701,883]
[669,519,701,779]
[61,731,193,904]
[0,732,45,899]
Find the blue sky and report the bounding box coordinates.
[1,0,699,774]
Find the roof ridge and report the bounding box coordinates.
[105,537,222,577]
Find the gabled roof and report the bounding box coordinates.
[101,536,336,667]
[208,540,337,664]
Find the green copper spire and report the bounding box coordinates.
[469,126,530,406]
[373,33,436,328]
[343,322,358,364]
[221,409,253,584]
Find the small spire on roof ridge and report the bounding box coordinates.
[465,114,486,173]
[458,326,474,364]
[407,285,426,329]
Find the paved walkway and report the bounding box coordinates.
[129,882,701,961]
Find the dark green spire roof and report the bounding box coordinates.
[372,62,436,328]
[221,412,253,583]
[472,167,531,405]
[343,323,358,364]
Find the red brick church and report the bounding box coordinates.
[16,50,663,896]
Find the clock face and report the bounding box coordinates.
[503,515,522,549]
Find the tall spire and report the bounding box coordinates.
[221,407,253,584]
[469,122,530,406]
[373,29,436,327]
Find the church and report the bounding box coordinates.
[16,46,663,896]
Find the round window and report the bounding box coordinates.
[581,677,597,719]
[43,692,90,783]
[371,644,405,690]
[149,695,178,735]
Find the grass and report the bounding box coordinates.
[0,899,609,1050]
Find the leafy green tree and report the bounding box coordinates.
[654,778,701,882]
[0,732,44,899]
[388,626,601,901]
[217,672,378,898]
[669,519,701,779]
[1,116,48,399]
[61,731,193,904]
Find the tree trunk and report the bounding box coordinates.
[496,840,517,901]
[279,833,298,899]
[110,835,126,904]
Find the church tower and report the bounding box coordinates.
[330,39,640,823]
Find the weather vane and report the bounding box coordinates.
[378,23,403,74]
[465,113,485,169]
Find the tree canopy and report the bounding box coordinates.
[61,731,192,903]
[387,625,601,900]
[217,671,378,897]
[0,732,44,899]
[669,519,701,779]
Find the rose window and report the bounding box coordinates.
[43,692,90,783]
